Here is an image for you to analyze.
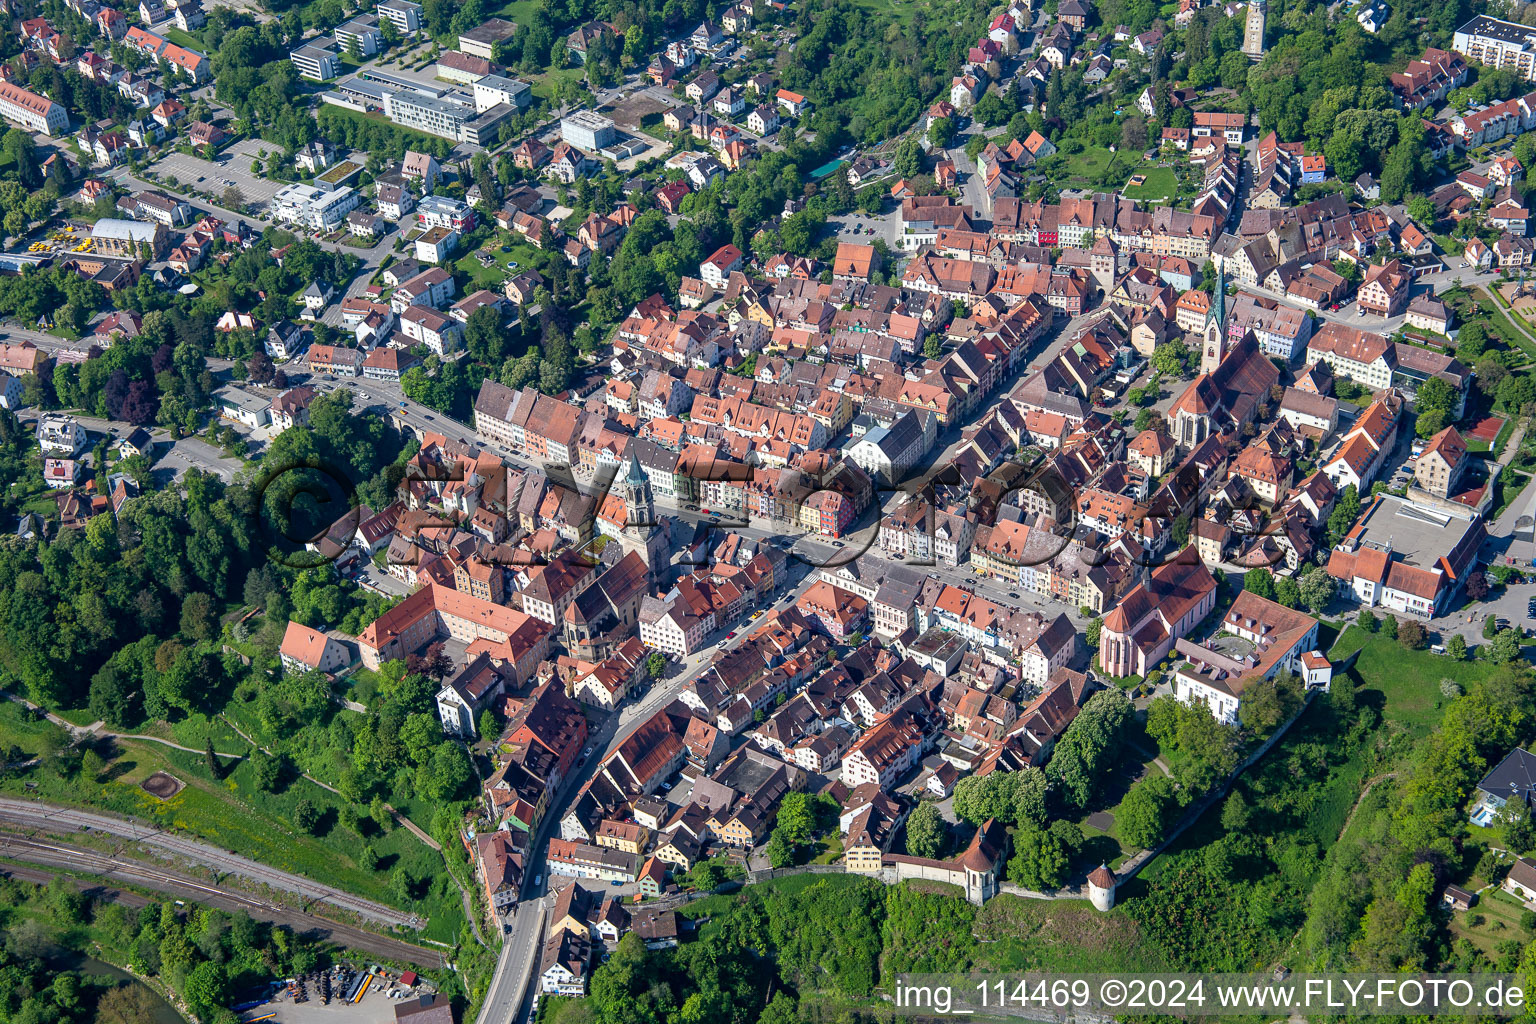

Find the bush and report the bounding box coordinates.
[293,799,321,834]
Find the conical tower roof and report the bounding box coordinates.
[624,447,648,487]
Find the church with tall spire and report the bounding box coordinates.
[1199,269,1228,375]
[618,449,670,582]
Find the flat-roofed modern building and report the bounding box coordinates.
[465,103,516,146]
[383,89,475,141]
[357,66,450,96]
[473,74,531,113]
[271,182,360,231]
[459,17,518,59]
[1326,492,1487,619]
[1455,15,1536,80]
[0,80,68,135]
[335,14,383,56]
[377,0,421,35]
[290,42,341,81]
[561,109,617,151]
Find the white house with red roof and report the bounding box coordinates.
[699,243,744,288]
[280,621,351,674]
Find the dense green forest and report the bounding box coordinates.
[0,386,403,714]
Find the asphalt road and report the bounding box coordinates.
[0,832,446,967]
[0,797,420,929]
[469,551,819,1024]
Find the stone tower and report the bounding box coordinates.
[619,449,669,582]
[1087,864,1117,912]
[1199,268,1228,375]
[1089,234,1119,295]
[1242,0,1266,60]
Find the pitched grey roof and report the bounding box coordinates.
[1479,747,1536,802]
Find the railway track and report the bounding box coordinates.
[0,832,446,969]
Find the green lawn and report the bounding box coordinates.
[810,834,844,864]
[1046,145,1137,188]
[1121,166,1178,203]
[1471,287,1536,363]
[454,238,543,289]
[2,733,466,943]
[12,471,58,517]
[1492,470,1532,522]
[848,0,929,24]
[0,700,68,758]
[1494,416,1519,458]
[1449,887,1531,957]
[1327,625,1511,736]
[495,0,543,21]
[1431,231,1464,255]
[970,894,1172,972]
[1062,146,1116,177]
[676,871,838,934]
[160,25,206,50]
[530,66,586,103]
[129,710,247,750]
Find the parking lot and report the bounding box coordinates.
[148,148,284,209]
[152,435,246,483]
[250,972,429,1024]
[23,223,95,258]
[832,210,898,246]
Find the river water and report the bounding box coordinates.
[74,956,186,1024]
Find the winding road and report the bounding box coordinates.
[0,797,421,929]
